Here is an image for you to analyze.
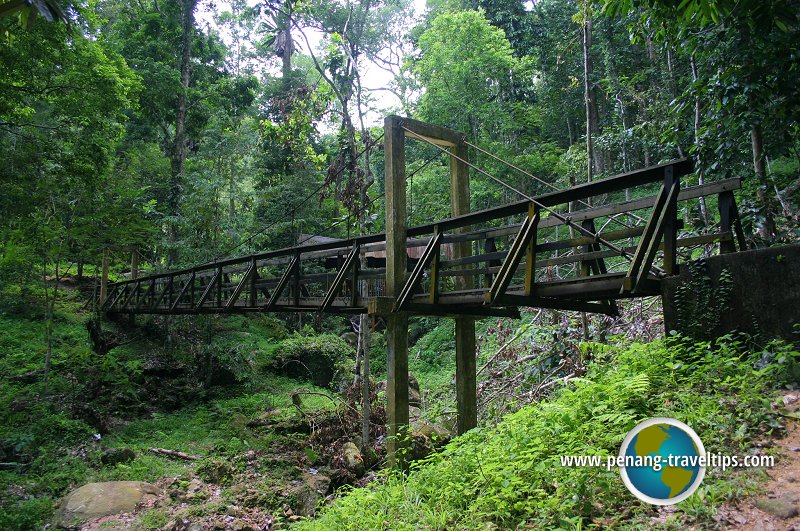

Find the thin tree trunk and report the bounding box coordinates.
[131,247,139,280]
[582,17,598,183]
[281,9,293,86]
[168,0,197,266]
[751,121,776,240]
[43,259,59,383]
[100,248,109,305]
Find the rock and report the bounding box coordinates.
[197,458,234,484]
[55,481,161,527]
[411,419,450,441]
[342,442,365,476]
[409,374,422,407]
[101,447,136,466]
[183,477,209,502]
[289,473,331,517]
[756,496,800,519]
[410,420,451,461]
[303,472,331,496]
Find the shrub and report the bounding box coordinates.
[272,333,355,388]
[296,336,798,530]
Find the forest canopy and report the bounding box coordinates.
[1,0,798,284]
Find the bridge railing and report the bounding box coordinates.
[392,158,746,316]
[100,159,747,316]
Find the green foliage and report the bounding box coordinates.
[673,259,734,340]
[413,10,522,139]
[297,336,797,529]
[272,332,355,388]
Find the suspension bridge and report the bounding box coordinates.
[97,116,748,464]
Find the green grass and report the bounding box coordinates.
[0,289,326,530]
[295,335,799,530]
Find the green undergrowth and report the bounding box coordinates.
[296,335,799,530]
[0,288,331,530]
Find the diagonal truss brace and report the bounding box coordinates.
[485,203,539,305]
[225,261,256,310]
[265,253,300,310]
[170,272,195,312]
[195,269,221,311]
[622,167,679,293]
[395,228,443,310]
[320,244,360,312]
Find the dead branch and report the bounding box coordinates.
[148,448,200,461]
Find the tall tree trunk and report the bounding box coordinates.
[690,56,710,227]
[43,259,59,383]
[130,247,139,280]
[282,20,292,85]
[582,16,602,182]
[168,0,197,267]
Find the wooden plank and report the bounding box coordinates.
[384,115,410,468]
[403,303,519,318]
[494,294,619,315]
[398,115,462,147]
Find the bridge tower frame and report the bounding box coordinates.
[382,115,476,467]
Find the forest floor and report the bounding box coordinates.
[2,281,799,530]
[714,392,800,531]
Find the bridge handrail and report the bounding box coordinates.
[106,158,696,290]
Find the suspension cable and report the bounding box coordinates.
[401,126,665,276]
[464,140,647,226]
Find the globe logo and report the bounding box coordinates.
[619,417,706,505]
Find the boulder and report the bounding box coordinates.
[410,419,451,461]
[409,374,422,407]
[197,458,234,484]
[55,481,162,528]
[342,442,365,477]
[756,496,800,519]
[101,447,136,467]
[290,472,331,517]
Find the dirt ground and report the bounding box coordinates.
[713,392,800,531]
